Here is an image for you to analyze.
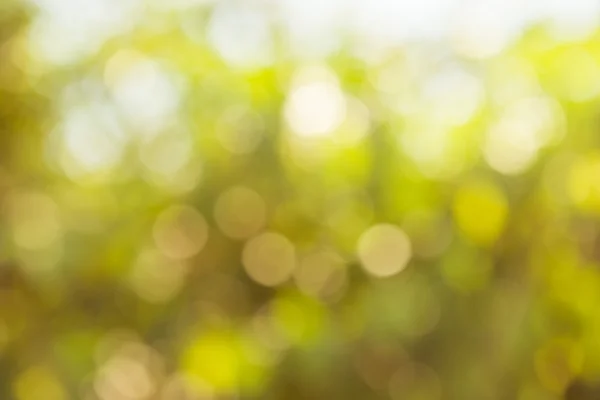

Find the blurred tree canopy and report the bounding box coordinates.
[2,1,600,400]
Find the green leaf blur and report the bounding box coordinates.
[1,1,600,399]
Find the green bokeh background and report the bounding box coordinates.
[1,1,600,399]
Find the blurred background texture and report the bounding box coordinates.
[1,0,600,399]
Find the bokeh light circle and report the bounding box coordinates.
[242,232,295,286]
[357,224,412,277]
[214,186,267,240]
[153,205,209,260]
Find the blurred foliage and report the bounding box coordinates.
[2,1,600,400]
